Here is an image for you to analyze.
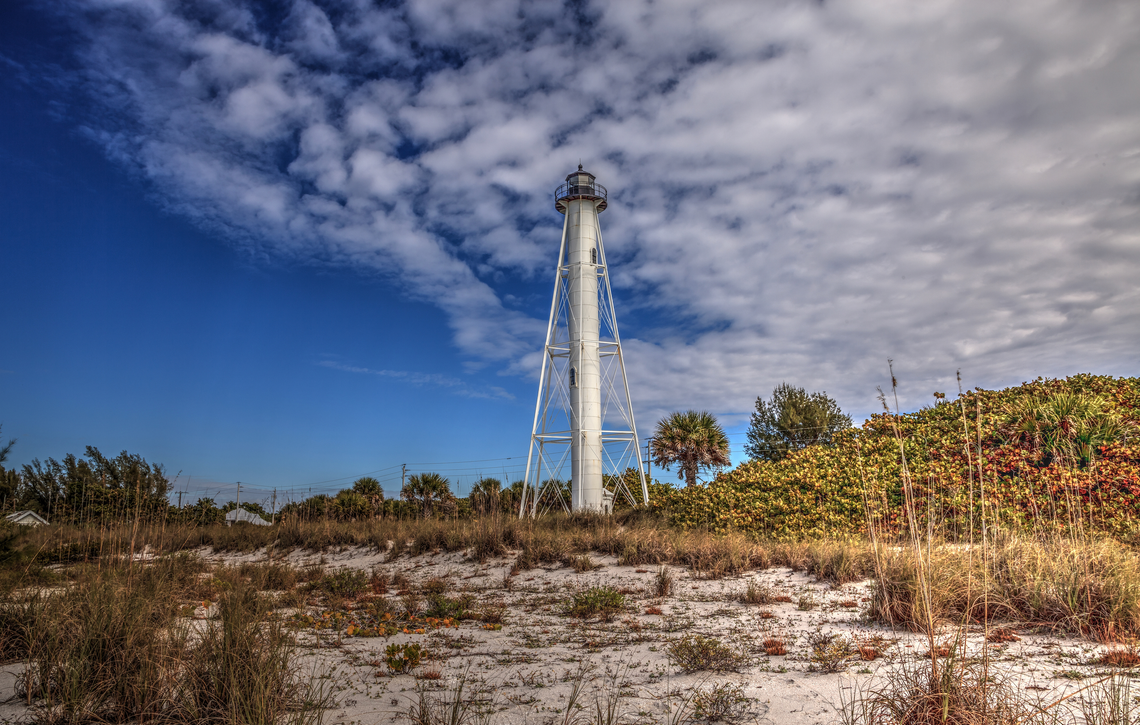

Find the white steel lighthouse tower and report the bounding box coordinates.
[520,166,650,516]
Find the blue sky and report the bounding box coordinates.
[2,0,1138,507]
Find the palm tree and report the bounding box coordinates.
[352,476,385,518]
[1002,391,1125,468]
[0,425,14,465]
[469,477,502,515]
[651,411,731,488]
[401,472,451,519]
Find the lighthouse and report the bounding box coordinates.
[520,166,649,515]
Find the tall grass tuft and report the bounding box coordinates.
[177,583,329,725]
[11,558,328,725]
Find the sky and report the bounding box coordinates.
[1,0,1138,507]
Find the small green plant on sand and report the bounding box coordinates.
[666,635,748,673]
[566,587,626,622]
[386,642,423,674]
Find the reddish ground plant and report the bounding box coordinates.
[763,638,787,656]
[986,627,1020,643]
[1098,648,1140,667]
[645,605,663,615]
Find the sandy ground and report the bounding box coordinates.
[218,546,1117,725]
[0,546,1126,724]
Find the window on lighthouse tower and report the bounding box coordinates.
[591,248,597,265]
[569,367,577,388]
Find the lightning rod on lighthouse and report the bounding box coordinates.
[520,166,650,516]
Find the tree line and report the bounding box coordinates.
[0,382,851,523]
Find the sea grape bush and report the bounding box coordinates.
[654,375,1140,539]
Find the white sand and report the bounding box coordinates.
[0,545,1120,725]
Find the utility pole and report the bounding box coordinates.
[646,439,652,482]
[177,491,183,509]
[271,488,277,525]
[401,464,406,492]
[236,482,241,508]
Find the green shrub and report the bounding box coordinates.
[319,569,368,597]
[386,643,423,674]
[424,593,474,620]
[665,634,748,673]
[565,586,626,621]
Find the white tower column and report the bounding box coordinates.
[520,166,651,516]
[566,197,603,510]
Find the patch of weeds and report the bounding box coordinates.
[320,568,369,597]
[740,581,775,606]
[565,587,626,622]
[796,593,816,611]
[370,568,388,594]
[763,638,787,656]
[809,632,853,673]
[422,577,449,595]
[401,593,423,618]
[425,593,474,620]
[655,567,674,597]
[692,682,750,721]
[646,606,663,616]
[666,635,748,673]
[570,555,602,573]
[478,601,506,625]
[391,571,411,591]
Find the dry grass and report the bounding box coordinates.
[839,657,1057,725]
[739,580,776,605]
[8,557,327,725]
[5,514,883,593]
[868,534,1140,637]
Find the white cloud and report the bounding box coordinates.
[61,0,1140,425]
